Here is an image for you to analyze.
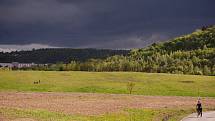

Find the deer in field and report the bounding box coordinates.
[34,80,41,84]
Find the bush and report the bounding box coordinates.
[127,82,135,94]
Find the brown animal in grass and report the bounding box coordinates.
[34,80,40,84]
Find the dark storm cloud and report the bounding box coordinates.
[0,0,215,49]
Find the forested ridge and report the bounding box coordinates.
[39,25,214,76]
[1,26,215,76]
[0,48,129,63]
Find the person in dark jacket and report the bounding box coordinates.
[196,98,202,117]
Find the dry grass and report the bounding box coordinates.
[1,92,215,116]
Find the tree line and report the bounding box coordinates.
[0,48,129,63]
[24,48,214,76]
[3,26,215,76]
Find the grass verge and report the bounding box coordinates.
[0,107,197,121]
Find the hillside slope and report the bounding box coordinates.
[1,26,214,76]
[127,25,215,75]
[0,48,129,63]
[148,25,215,52]
[67,26,214,75]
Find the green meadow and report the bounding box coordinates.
[0,107,194,121]
[0,71,215,97]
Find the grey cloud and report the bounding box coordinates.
[0,43,59,52]
[0,0,83,24]
[0,0,215,49]
[79,32,170,49]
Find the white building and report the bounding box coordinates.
[0,62,37,68]
[0,63,13,68]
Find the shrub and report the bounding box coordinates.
[127,82,135,94]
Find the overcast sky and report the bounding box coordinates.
[0,0,215,51]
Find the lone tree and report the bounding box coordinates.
[127,81,135,94]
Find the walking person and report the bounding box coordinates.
[196,98,202,117]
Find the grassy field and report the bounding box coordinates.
[0,107,194,121]
[1,71,215,121]
[0,71,215,97]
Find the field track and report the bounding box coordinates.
[181,111,215,121]
[1,92,215,116]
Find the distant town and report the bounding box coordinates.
[0,62,47,68]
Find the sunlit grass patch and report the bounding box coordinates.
[0,107,195,121]
[0,71,215,97]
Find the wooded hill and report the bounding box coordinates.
[43,25,214,76]
[1,25,215,76]
[0,48,129,63]
[124,25,215,75]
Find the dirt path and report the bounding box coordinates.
[1,92,215,115]
[11,118,36,121]
[181,111,215,121]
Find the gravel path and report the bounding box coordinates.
[181,111,215,121]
